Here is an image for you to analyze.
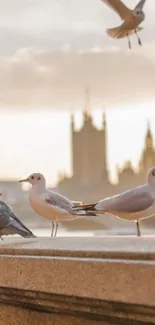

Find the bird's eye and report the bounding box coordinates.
[37,177,41,180]
[31,176,34,179]
[152,171,155,176]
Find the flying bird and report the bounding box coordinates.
[101,0,146,49]
[0,198,36,239]
[74,167,155,237]
[19,173,93,237]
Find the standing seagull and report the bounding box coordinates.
[74,167,155,237]
[0,198,36,239]
[19,173,92,237]
[101,0,146,49]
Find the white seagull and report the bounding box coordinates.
[74,167,155,237]
[101,0,146,49]
[19,173,93,237]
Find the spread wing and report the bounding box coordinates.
[44,192,73,213]
[100,0,133,20]
[96,188,153,213]
[135,0,146,10]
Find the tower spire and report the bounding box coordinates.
[84,87,91,119]
[147,119,151,136]
[102,110,106,129]
[146,119,153,148]
[71,114,74,131]
[102,111,108,178]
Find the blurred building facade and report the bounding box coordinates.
[57,90,155,202]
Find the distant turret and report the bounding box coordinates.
[139,120,155,175]
[71,114,74,131]
[71,89,109,185]
[145,120,153,148]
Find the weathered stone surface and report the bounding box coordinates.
[1,303,112,325]
[1,236,155,258]
[0,237,155,324]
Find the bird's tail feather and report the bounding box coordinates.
[73,203,100,217]
[19,229,37,238]
[83,211,98,217]
[17,225,37,238]
[73,203,96,212]
[107,26,143,39]
[9,213,37,238]
[87,210,107,215]
[73,203,108,217]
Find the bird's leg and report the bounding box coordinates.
[54,222,58,237]
[127,33,131,50]
[135,30,142,46]
[136,221,141,237]
[51,221,55,237]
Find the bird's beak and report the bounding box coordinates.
[18,178,29,183]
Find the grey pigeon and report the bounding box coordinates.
[0,200,36,239]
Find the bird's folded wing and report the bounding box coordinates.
[0,201,34,233]
[96,190,153,213]
[44,193,73,213]
[0,210,10,228]
[100,0,133,20]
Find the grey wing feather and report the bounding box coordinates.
[135,0,146,10]
[97,189,153,213]
[100,0,133,20]
[45,192,73,213]
[0,201,36,237]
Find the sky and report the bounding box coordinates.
[0,0,155,185]
[0,0,154,108]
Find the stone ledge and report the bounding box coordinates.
[0,287,155,324]
[1,236,155,259]
[0,237,155,324]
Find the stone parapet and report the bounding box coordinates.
[0,237,155,324]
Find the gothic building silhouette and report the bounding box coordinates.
[57,90,155,202]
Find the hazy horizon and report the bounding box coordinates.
[0,105,154,187]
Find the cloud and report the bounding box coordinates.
[0,46,154,109]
